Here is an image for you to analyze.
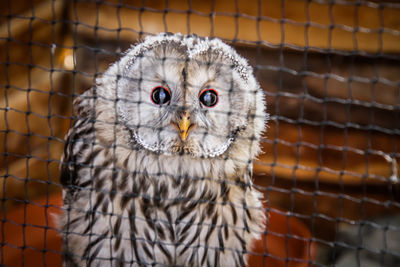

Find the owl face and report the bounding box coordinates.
[103,34,264,158]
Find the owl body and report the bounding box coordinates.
[61,33,267,266]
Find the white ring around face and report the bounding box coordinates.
[131,128,235,158]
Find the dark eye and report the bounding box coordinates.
[151,86,171,105]
[199,89,218,107]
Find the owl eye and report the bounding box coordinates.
[199,89,218,107]
[151,86,171,105]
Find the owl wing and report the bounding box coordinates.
[60,88,96,198]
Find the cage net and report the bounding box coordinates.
[1,0,400,266]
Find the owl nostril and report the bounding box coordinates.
[178,112,190,121]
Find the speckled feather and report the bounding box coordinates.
[60,33,267,267]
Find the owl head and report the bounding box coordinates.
[95,33,267,161]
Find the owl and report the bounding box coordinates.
[60,33,267,267]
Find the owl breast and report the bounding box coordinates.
[61,118,265,266]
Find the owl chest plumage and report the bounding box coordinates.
[61,117,265,267]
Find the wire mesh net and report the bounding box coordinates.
[1,0,400,266]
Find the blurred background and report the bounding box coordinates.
[0,0,399,266]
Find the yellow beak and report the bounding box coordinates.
[172,112,195,141]
[178,116,191,141]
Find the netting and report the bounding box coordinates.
[1,0,399,266]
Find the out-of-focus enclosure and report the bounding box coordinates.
[1,0,399,266]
